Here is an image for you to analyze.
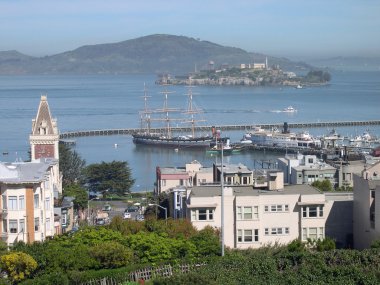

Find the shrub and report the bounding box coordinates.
[0,252,37,283]
[90,241,134,269]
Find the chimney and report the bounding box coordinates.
[267,171,284,191]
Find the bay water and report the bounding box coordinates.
[0,71,379,191]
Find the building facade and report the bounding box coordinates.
[186,171,353,249]
[353,161,380,249]
[0,96,61,246]
[277,154,337,186]
[155,161,213,194]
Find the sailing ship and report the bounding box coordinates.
[132,83,214,149]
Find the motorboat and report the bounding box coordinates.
[282,106,297,113]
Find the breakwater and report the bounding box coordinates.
[59,120,380,139]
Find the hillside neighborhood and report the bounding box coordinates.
[1,95,380,283]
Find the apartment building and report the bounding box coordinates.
[0,159,59,245]
[277,154,337,186]
[353,161,380,249]
[155,160,213,194]
[187,170,352,249]
[0,96,62,245]
[213,163,254,186]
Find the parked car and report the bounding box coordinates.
[123,212,131,219]
[102,204,112,212]
[95,218,106,225]
[126,206,139,213]
[135,214,145,221]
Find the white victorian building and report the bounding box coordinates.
[0,96,62,245]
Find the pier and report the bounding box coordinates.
[59,120,380,139]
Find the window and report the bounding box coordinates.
[242,176,248,185]
[45,218,51,230]
[9,220,17,233]
[253,206,259,219]
[265,227,290,236]
[162,180,166,186]
[19,219,25,233]
[237,206,258,220]
[191,208,214,221]
[309,228,317,240]
[34,218,40,232]
[265,204,289,213]
[8,196,17,210]
[62,214,67,226]
[302,205,324,218]
[19,196,25,210]
[309,206,318,217]
[179,179,184,186]
[45,197,51,210]
[34,194,39,208]
[319,206,324,217]
[237,229,259,243]
[302,227,325,241]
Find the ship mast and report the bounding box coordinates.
[183,78,205,138]
[140,83,152,133]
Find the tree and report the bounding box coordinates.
[59,143,86,187]
[84,161,135,195]
[63,184,88,210]
[311,180,333,192]
[0,252,37,283]
[89,241,133,269]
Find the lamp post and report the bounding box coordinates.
[149,203,167,224]
[221,140,225,257]
[87,197,97,225]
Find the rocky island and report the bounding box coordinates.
[157,64,331,87]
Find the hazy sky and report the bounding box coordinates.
[1,0,379,59]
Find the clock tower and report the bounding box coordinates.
[29,95,59,161]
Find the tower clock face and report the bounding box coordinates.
[34,144,55,159]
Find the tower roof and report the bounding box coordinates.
[31,95,58,135]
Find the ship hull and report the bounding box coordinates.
[132,134,213,149]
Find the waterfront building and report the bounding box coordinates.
[213,163,254,186]
[0,96,62,245]
[186,172,353,249]
[277,154,338,186]
[155,160,213,194]
[353,161,380,249]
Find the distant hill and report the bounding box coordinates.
[0,34,314,75]
[307,56,380,72]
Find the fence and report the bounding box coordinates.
[80,263,205,285]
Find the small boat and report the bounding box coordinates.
[282,106,297,113]
[295,84,303,89]
[323,129,343,141]
[206,138,241,155]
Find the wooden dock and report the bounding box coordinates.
[59,120,380,139]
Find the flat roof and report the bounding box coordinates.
[190,184,322,198]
